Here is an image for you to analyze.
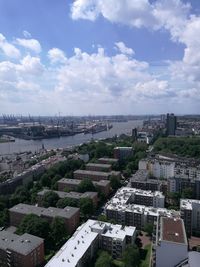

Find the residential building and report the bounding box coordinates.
[180,199,200,237]
[113,147,133,161]
[45,219,136,267]
[166,113,177,136]
[74,170,110,181]
[37,189,98,207]
[9,203,80,234]
[105,187,178,230]
[74,169,121,182]
[98,157,119,165]
[0,230,44,267]
[154,217,188,267]
[85,163,112,172]
[130,170,167,194]
[107,187,165,208]
[58,178,111,197]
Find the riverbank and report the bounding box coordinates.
[0,120,143,155]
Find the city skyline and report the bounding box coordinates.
[0,0,200,115]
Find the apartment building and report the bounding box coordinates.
[139,154,200,180]
[85,163,112,172]
[45,219,136,267]
[154,217,188,267]
[37,189,98,207]
[105,187,179,229]
[9,203,80,234]
[74,169,121,182]
[107,187,165,208]
[98,157,119,165]
[130,170,167,194]
[74,170,110,181]
[113,147,133,162]
[139,158,175,179]
[180,199,200,237]
[58,178,111,197]
[0,230,44,267]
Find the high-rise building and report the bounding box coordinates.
[166,113,177,136]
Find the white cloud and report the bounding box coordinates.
[15,38,41,53]
[70,0,190,31]
[23,30,32,38]
[0,33,21,58]
[115,42,135,56]
[48,48,67,64]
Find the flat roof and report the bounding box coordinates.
[9,203,79,219]
[98,157,118,163]
[37,189,97,200]
[0,230,19,250]
[86,163,111,168]
[0,231,43,255]
[58,178,110,187]
[161,217,187,244]
[8,233,43,255]
[74,169,110,177]
[58,178,81,185]
[180,199,200,210]
[45,219,136,267]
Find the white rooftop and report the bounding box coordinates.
[180,199,200,210]
[45,219,136,267]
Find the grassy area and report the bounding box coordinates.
[113,260,125,267]
[140,244,152,267]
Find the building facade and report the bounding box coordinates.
[9,203,80,234]
[45,219,136,267]
[0,231,44,267]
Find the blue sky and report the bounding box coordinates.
[0,0,200,115]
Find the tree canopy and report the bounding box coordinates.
[78,178,96,193]
[95,251,113,267]
[17,214,50,239]
[42,191,59,208]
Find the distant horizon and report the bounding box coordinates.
[1,113,200,118]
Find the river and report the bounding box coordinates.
[0,120,143,155]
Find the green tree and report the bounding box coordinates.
[122,245,140,267]
[144,223,153,236]
[50,217,68,248]
[0,209,9,227]
[110,175,121,190]
[97,214,108,222]
[56,198,78,208]
[10,186,30,206]
[17,214,50,239]
[95,251,113,267]
[182,187,193,199]
[42,191,59,208]
[78,178,96,193]
[41,173,50,187]
[80,197,94,217]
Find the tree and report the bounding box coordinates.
[95,251,113,267]
[110,175,121,190]
[122,245,140,267]
[80,197,94,216]
[78,178,96,193]
[144,223,153,236]
[41,173,50,187]
[10,186,30,206]
[56,198,78,208]
[50,217,68,248]
[17,214,50,239]
[97,214,108,222]
[42,191,59,208]
[182,187,193,199]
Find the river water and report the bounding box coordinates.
[0,120,143,155]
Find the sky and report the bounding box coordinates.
[0,0,200,115]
